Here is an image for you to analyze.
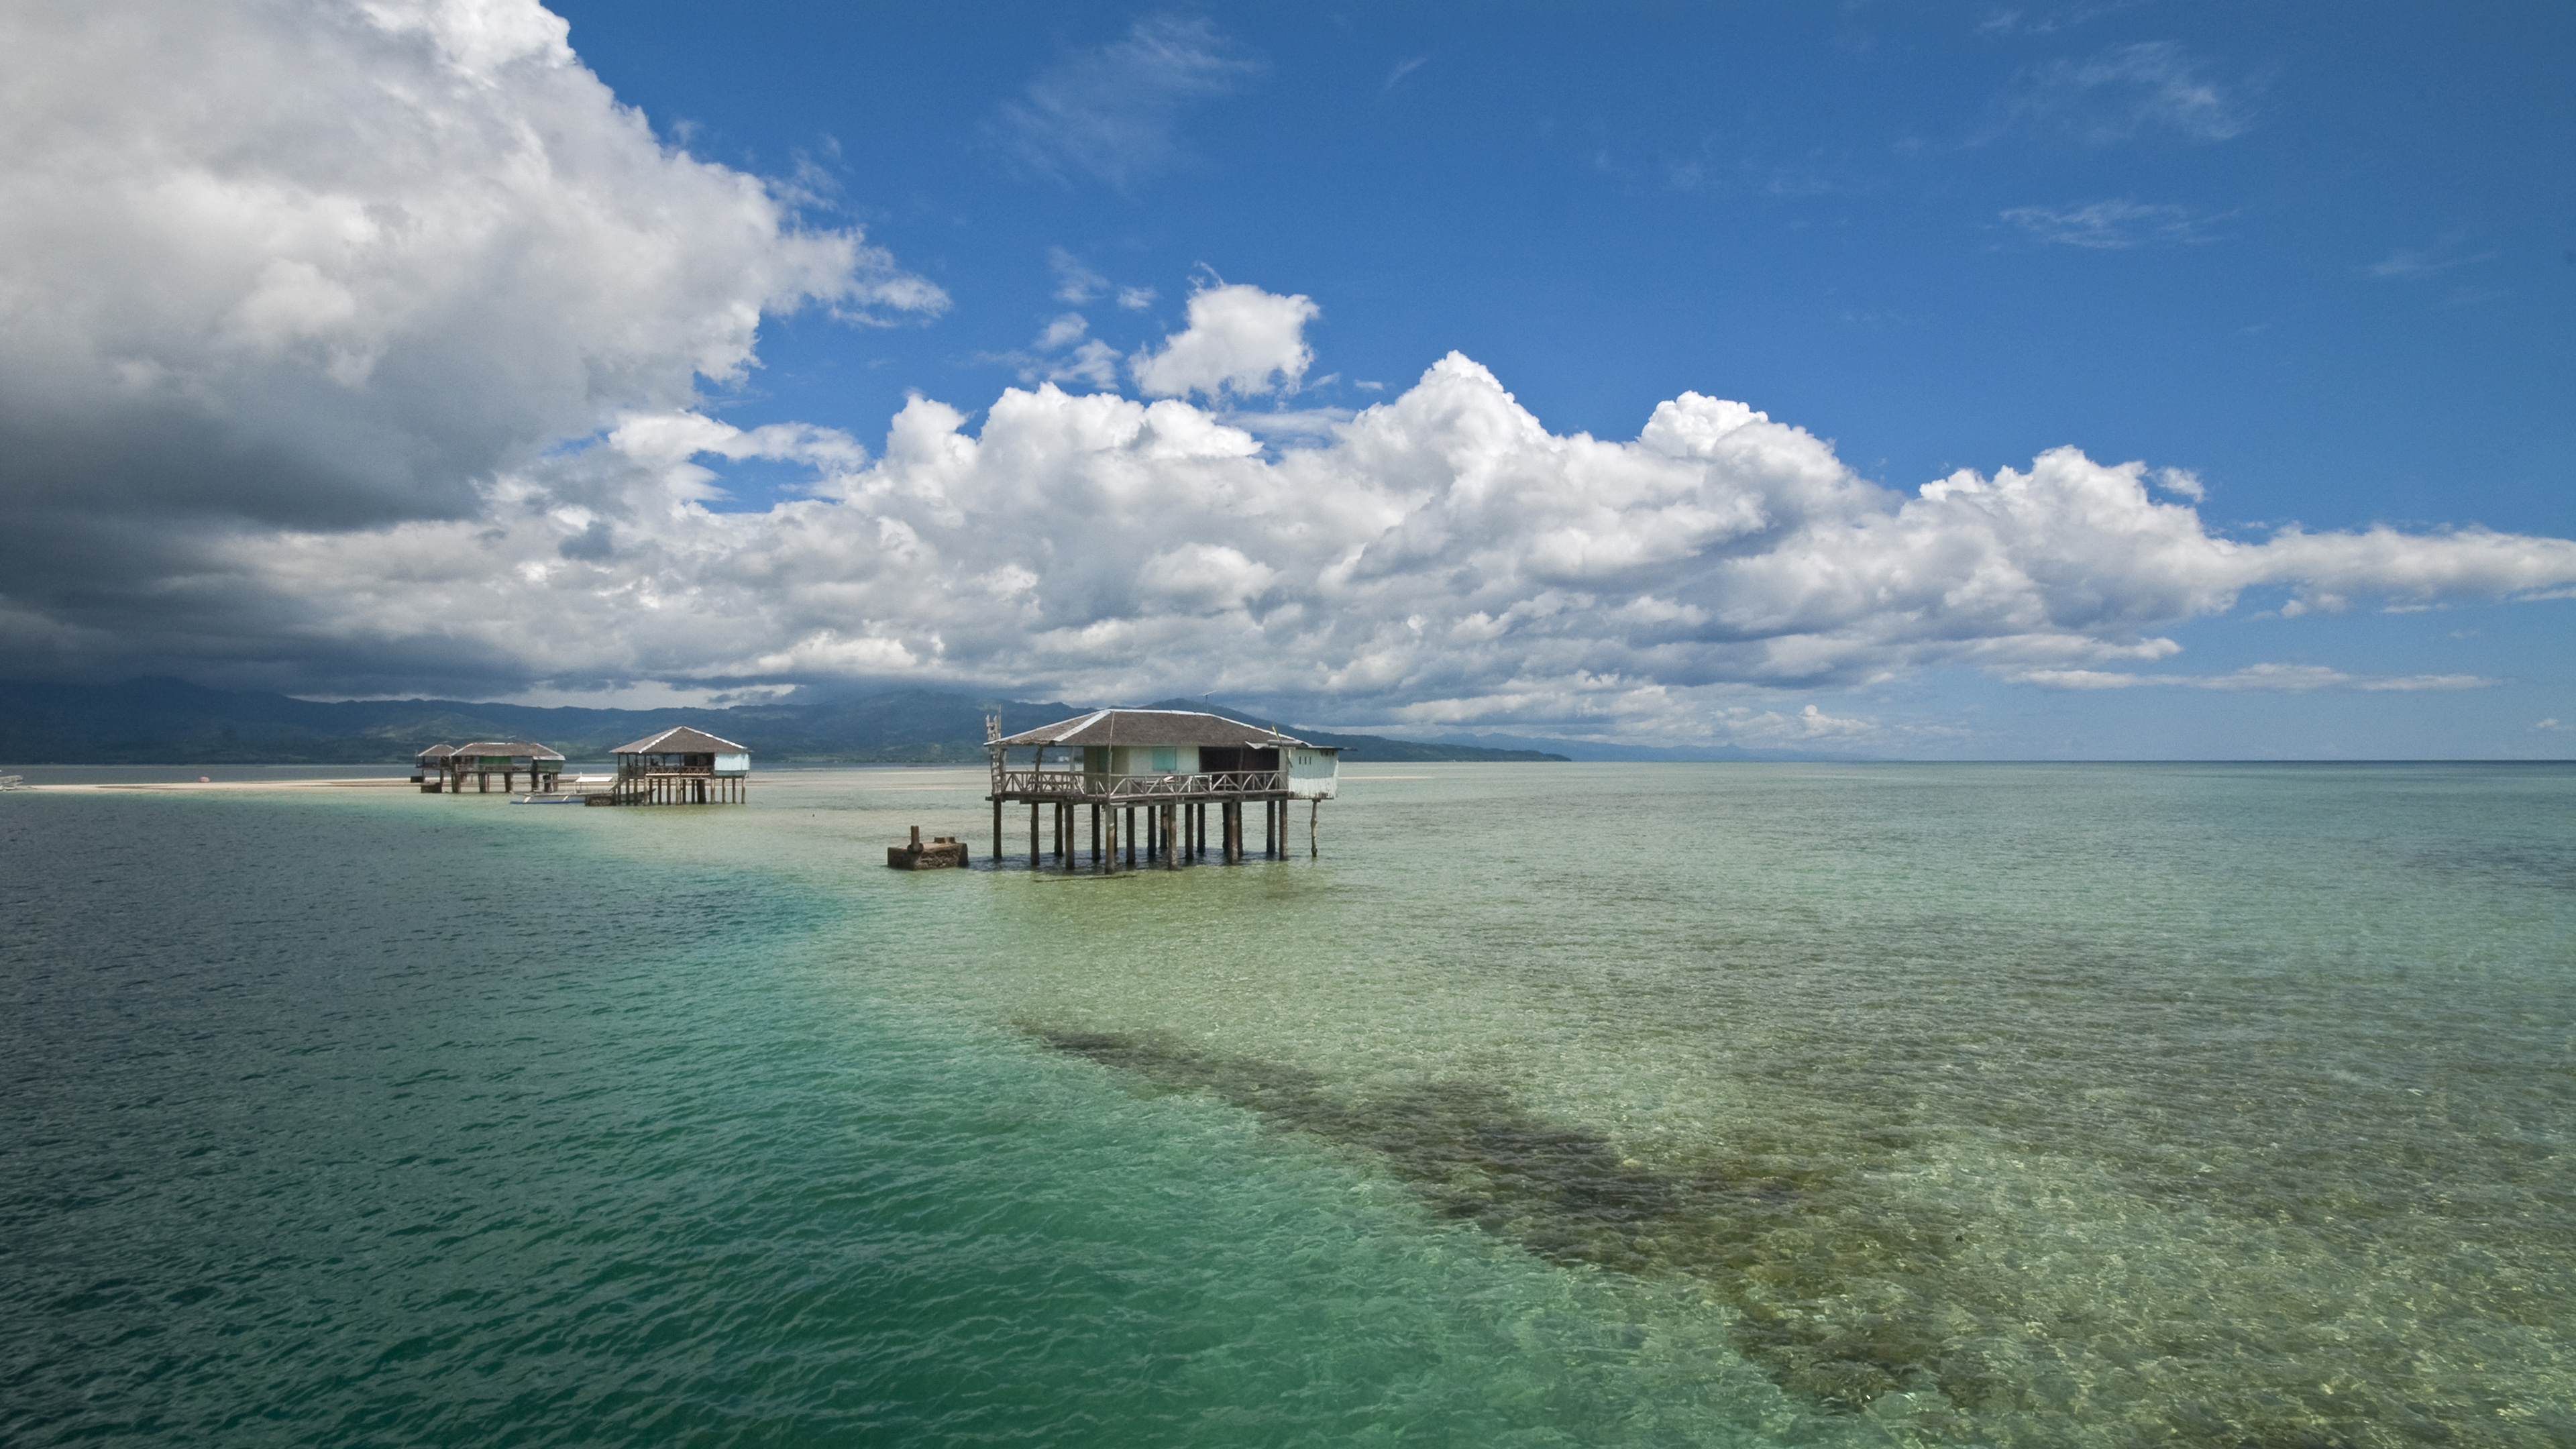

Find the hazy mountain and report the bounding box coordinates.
[1132,700,1566,762]
[0,679,1570,765]
[1398,731,1888,763]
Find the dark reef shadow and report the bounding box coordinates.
[1032,1027,2391,1448]
[1033,1026,1951,1417]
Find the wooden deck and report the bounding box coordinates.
[985,767,1287,803]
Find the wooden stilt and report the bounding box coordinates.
[1310,799,1318,857]
[1165,803,1179,869]
[1029,802,1039,868]
[1106,808,1118,873]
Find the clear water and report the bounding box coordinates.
[3,763,2570,1447]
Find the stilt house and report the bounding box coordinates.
[985,708,1340,869]
[427,741,566,794]
[413,743,455,793]
[601,726,751,805]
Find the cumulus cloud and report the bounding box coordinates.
[1131,283,1320,399]
[21,350,2571,731]
[990,15,1261,191]
[0,0,935,625]
[2149,466,2205,501]
[986,313,1122,389]
[7,2,2573,741]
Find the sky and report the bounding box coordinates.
[1,1,2569,757]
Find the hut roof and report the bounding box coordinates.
[415,743,457,761]
[610,725,748,755]
[451,740,567,761]
[991,708,1311,750]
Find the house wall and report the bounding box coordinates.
[1286,747,1340,799]
[1108,745,1198,775]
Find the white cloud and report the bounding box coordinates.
[2003,199,2218,248]
[2012,665,2498,692]
[1048,247,1108,303]
[32,349,2566,730]
[2001,41,2255,144]
[991,15,1260,191]
[4,4,2571,739]
[0,0,936,611]
[983,313,1122,390]
[2149,466,2206,501]
[1132,283,1320,399]
[2535,718,2570,733]
[2359,234,2498,281]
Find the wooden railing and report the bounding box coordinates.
[989,768,1286,799]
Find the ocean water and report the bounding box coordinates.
[3,763,2571,1448]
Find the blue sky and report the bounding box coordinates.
[1,1,2569,755]
[563,1,2570,533]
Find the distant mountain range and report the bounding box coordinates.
[1407,731,1888,763]
[0,678,1570,765]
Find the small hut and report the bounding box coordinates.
[600,726,751,805]
[435,741,566,794]
[413,743,456,794]
[986,708,1340,870]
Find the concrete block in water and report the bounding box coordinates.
[888,826,969,869]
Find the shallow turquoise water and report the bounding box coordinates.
[3,763,2571,1446]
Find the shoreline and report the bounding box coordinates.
[33,777,420,792]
